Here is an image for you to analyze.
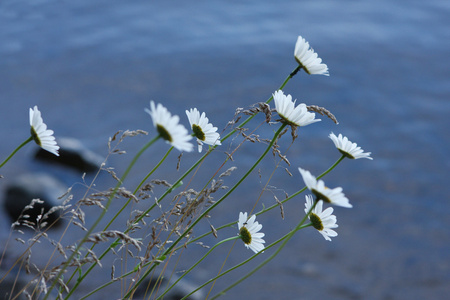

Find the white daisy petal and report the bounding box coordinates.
[29,106,59,156]
[329,132,372,160]
[273,90,321,127]
[145,101,193,152]
[294,36,329,76]
[237,212,265,254]
[186,108,221,152]
[304,195,339,241]
[299,168,352,208]
[238,212,247,229]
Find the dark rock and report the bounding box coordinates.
[3,173,68,228]
[35,137,104,173]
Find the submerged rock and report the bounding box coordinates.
[3,173,68,228]
[35,137,104,173]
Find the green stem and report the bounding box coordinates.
[83,152,344,299]
[210,200,318,299]
[76,147,214,299]
[75,147,209,294]
[103,146,174,232]
[155,236,239,300]
[177,154,347,248]
[181,223,312,300]
[0,136,33,169]
[74,65,300,299]
[318,154,345,178]
[64,144,172,295]
[48,135,160,300]
[117,65,300,241]
[124,123,287,298]
[219,65,300,143]
[263,154,346,208]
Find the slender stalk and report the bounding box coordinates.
[103,146,174,232]
[156,236,240,300]
[104,64,301,252]
[219,65,301,143]
[261,154,346,209]
[318,154,345,178]
[63,144,172,293]
[180,223,312,300]
[210,200,318,299]
[0,136,32,169]
[73,65,301,299]
[133,64,302,225]
[124,123,287,298]
[175,154,347,248]
[81,205,314,299]
[80,153,344,299]
[77,120,263,297]
[47,135,160,300]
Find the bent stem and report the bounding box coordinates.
[0,136,33,169]
[180,223,312,300]
[156,236,240,300]
[64,144,172,294]
[210,200,318,299]
[219,65,301,143]
[110,64,300,245]
[124,123,287,298]
[178,154,346,249]
[86,153,343,299]
[137,64,301,223]
[274,154,345,204]
[47,135,161,300]
[75,65,301,299]
[103,146,174,232]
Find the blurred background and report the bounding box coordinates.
[0,0,449,299]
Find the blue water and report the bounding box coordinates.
[0,0,449,299]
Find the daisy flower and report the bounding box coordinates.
[273,90,321,127]
[185,108,221,152]
[329,132,372,160]
[145,101,193,152]
[304,195,338,241]
[294,36,329,76]
[29,106,59,156]
[298,168,352,208]
[238,212,265,254]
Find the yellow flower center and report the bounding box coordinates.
[157,124,172,142]
[338,149,355,159]
[192,124,205,141]
[312,188,331,203]
[30,127,41,146]
[309,213,324,231]
[239,226,252,245]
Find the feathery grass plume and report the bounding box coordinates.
[307,105,339,124]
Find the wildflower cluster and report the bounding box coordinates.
[0,35,372,299]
